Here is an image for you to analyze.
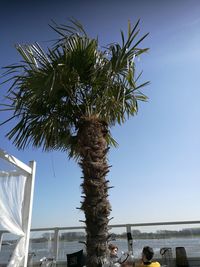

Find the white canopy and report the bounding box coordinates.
[0,149,36,267]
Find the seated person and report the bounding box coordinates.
[108,243,119,263]
[135,246,160,267]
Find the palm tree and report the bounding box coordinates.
[1,19,149,267]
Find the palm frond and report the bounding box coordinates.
[1,18,149,152]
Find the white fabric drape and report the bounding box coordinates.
[0,172,27,266]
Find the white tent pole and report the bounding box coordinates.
[23,160,36,267]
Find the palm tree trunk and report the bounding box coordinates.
[77,117,111,267]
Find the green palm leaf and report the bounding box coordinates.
[1,18,149,154]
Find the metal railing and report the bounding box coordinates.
[1,220,200,266]
[28,221,200,260]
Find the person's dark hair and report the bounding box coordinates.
[143,246,154,261]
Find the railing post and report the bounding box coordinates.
[0,232,3,252]
[54,228,59,261]
[126,224,133,253]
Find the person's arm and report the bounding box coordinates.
[134,259,143,267]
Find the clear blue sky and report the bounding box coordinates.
[1,0,200,228]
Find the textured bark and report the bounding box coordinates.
[77,117,111,267]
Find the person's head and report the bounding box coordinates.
[142,246,154,262]
[108,243,118,256]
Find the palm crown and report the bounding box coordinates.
[1,19,149,157]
